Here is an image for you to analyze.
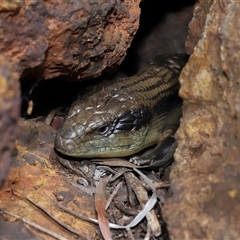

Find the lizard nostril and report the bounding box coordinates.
[63,139,76,152]
[59,127,76,139]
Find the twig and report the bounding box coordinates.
[0,208,68,240]
[142,180,170,190]
[154,181,170,189]
[70,181,96,196]
[144,226,152,240]
[46,171,159,232]
[126,226,134,240]
[46,193,99,224]
[125,171,161,237]
[124,172,136,207]
[56,155,87,178]
[105,181,122,210]
[25,196,90,240]
[97,166,117,175]
[44,107,63,125]
[109,168,132,182]
[114,200,139,216]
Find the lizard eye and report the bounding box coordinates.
[97,125,110,135]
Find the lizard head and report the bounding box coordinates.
[54,84,154,158]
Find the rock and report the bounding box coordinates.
[0,55,20,188]
[163,1,240,239]
[185,0,213,54]
[0,0,141,81]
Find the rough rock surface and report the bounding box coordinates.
[0,0,141,81]
[0,55,20,188]
[185,0,213,54]
[163,0,240,239]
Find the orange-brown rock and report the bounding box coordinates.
[0,55,20,188]
[185,0,213,54]
[0,0,141,81]
[164,0,240,239]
